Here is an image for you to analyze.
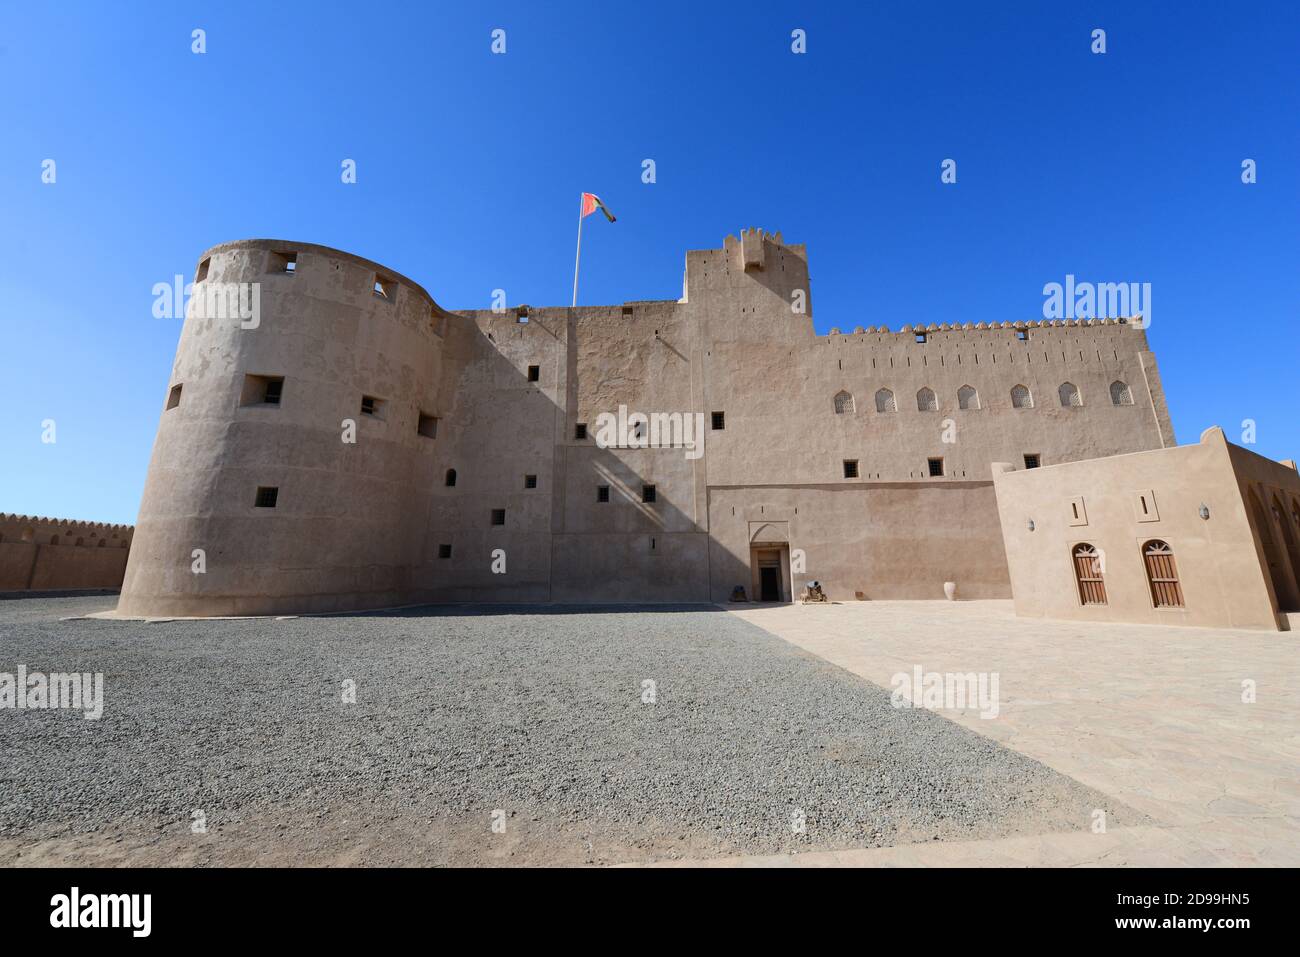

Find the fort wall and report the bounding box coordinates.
[992,427,1300,630]
[0,514,132,593]
[117,241,446,616]
[114,231,1179,615]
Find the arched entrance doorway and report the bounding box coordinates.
[748,521,792,603]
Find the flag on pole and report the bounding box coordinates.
[580,192,617,223]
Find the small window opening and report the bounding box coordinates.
[445,468,457,487]
[360,395,384,417]
[915,331,927,343]
[928,457,944,477]
[240,374,284,407]
[491,509,506,526]
[527,365,540,382]
[574,423,587,440]
[254,486,279,508]
[642,484,657,503]
[711,411,725,430]
[843,459,859,479]
[195,258,210,283]
[524,474,537,489]
[1023,454,1040,469]
[597,485,610,503]
[1017,329,1029,341]
[166,384,183,410]
[417,413,438,439]
[374,276,395,299]
[438,544,452,559]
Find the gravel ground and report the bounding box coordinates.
[0,596,1139,866]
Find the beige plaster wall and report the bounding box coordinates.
[118,241,444,616]
[117,230,1180,616]
[0,514,132,592]
[991,427,1298,630]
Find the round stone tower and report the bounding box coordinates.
[117,240,447,617]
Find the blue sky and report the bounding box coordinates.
[2,1,1297,525]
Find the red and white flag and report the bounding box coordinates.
[580,192,616,223]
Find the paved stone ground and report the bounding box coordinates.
[0,596,1135,866]
[689,600,1300,867]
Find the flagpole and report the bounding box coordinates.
[572,193,584,308]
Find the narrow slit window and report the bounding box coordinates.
[166,384,183,410]
[195,258,210,283]
[445,468,457,487]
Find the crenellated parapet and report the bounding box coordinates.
[825,318,1143,336]
[0,513,133,547]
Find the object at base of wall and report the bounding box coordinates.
[729,585,748,602]
[944,581,957,601]
[800,581,828,604]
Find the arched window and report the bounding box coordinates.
[875,388,896,413]
[1011,384,1033,409]
[1250,489,1293,608]
[833,390,854,414]
[1110,380,1133,406]
[916,387,937,412]
[1273,494,1300,593]
[1058,382,1082,407]
[957,385,980,410]
[1143,540,1184,607]
[1072,543,1107,605]
[49,535,59,546]
[445,468,457,487]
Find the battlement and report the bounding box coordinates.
[0,513,134,545]
[824,317,1145,337]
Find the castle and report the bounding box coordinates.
[112,230,1300,629]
